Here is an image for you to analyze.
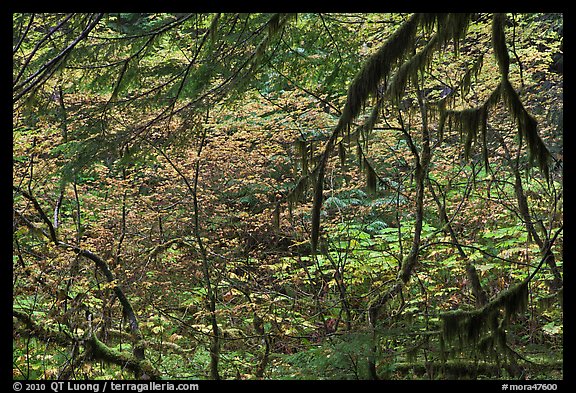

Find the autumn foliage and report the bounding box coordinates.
[13,13,562,380]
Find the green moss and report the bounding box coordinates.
[88,335,160,379]
[440,280,529,358]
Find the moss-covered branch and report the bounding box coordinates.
[13,310,75,346]
[440,14,551,180]
[86,334,160,380]
[392,359,562,379]
[440,280,529,357]
[13,185,148,377]
[14,310,158,379]
[309,13,425,253]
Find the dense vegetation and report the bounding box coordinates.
[13,13,563,380]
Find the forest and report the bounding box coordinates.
[13,13,563,381]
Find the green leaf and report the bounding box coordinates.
[475,262,496,273]
[542,322,562,336]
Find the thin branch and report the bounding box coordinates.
[14,186,57,243]
[13,13,75,87]
[13,13,36,55]
[13,184,148,376]
[510,13,525,89]
[527,224,563,284]
[13,13,104,103]
[318,13,343,64]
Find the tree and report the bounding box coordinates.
[13,12,562,380]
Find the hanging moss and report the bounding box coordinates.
[307,13,469,253]
[500,80,551,180]
[461,54,484,98]
[441,79,550,180]
[436,13,550,181]
[353,13,474,145]
[441,13,473,54]
[338,141,346,167]
[365,158,377,195]
[295,139,308,177]
[314,13,476,227]
[492,13,510,77]
[357,142,364,169]
[386,14,473,109]
[266,13,282,35]
[420,13,445,33]
[441,309,468,343]
[239,13,297,91]
[436,53,484,112]
[13,310,74,346]
[208,13,221,43]
[388,36,437,106]
[440,280,529,358]
[441,104,489,169]
[299,12,549,254]
[340,13,420,130]
[287,173,309,208]
[492,14,550,180]
[491,279,529,323]
[364,104,380,139]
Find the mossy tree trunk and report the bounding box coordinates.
[13,185,150,379]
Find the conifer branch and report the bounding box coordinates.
[13,13,104,103]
